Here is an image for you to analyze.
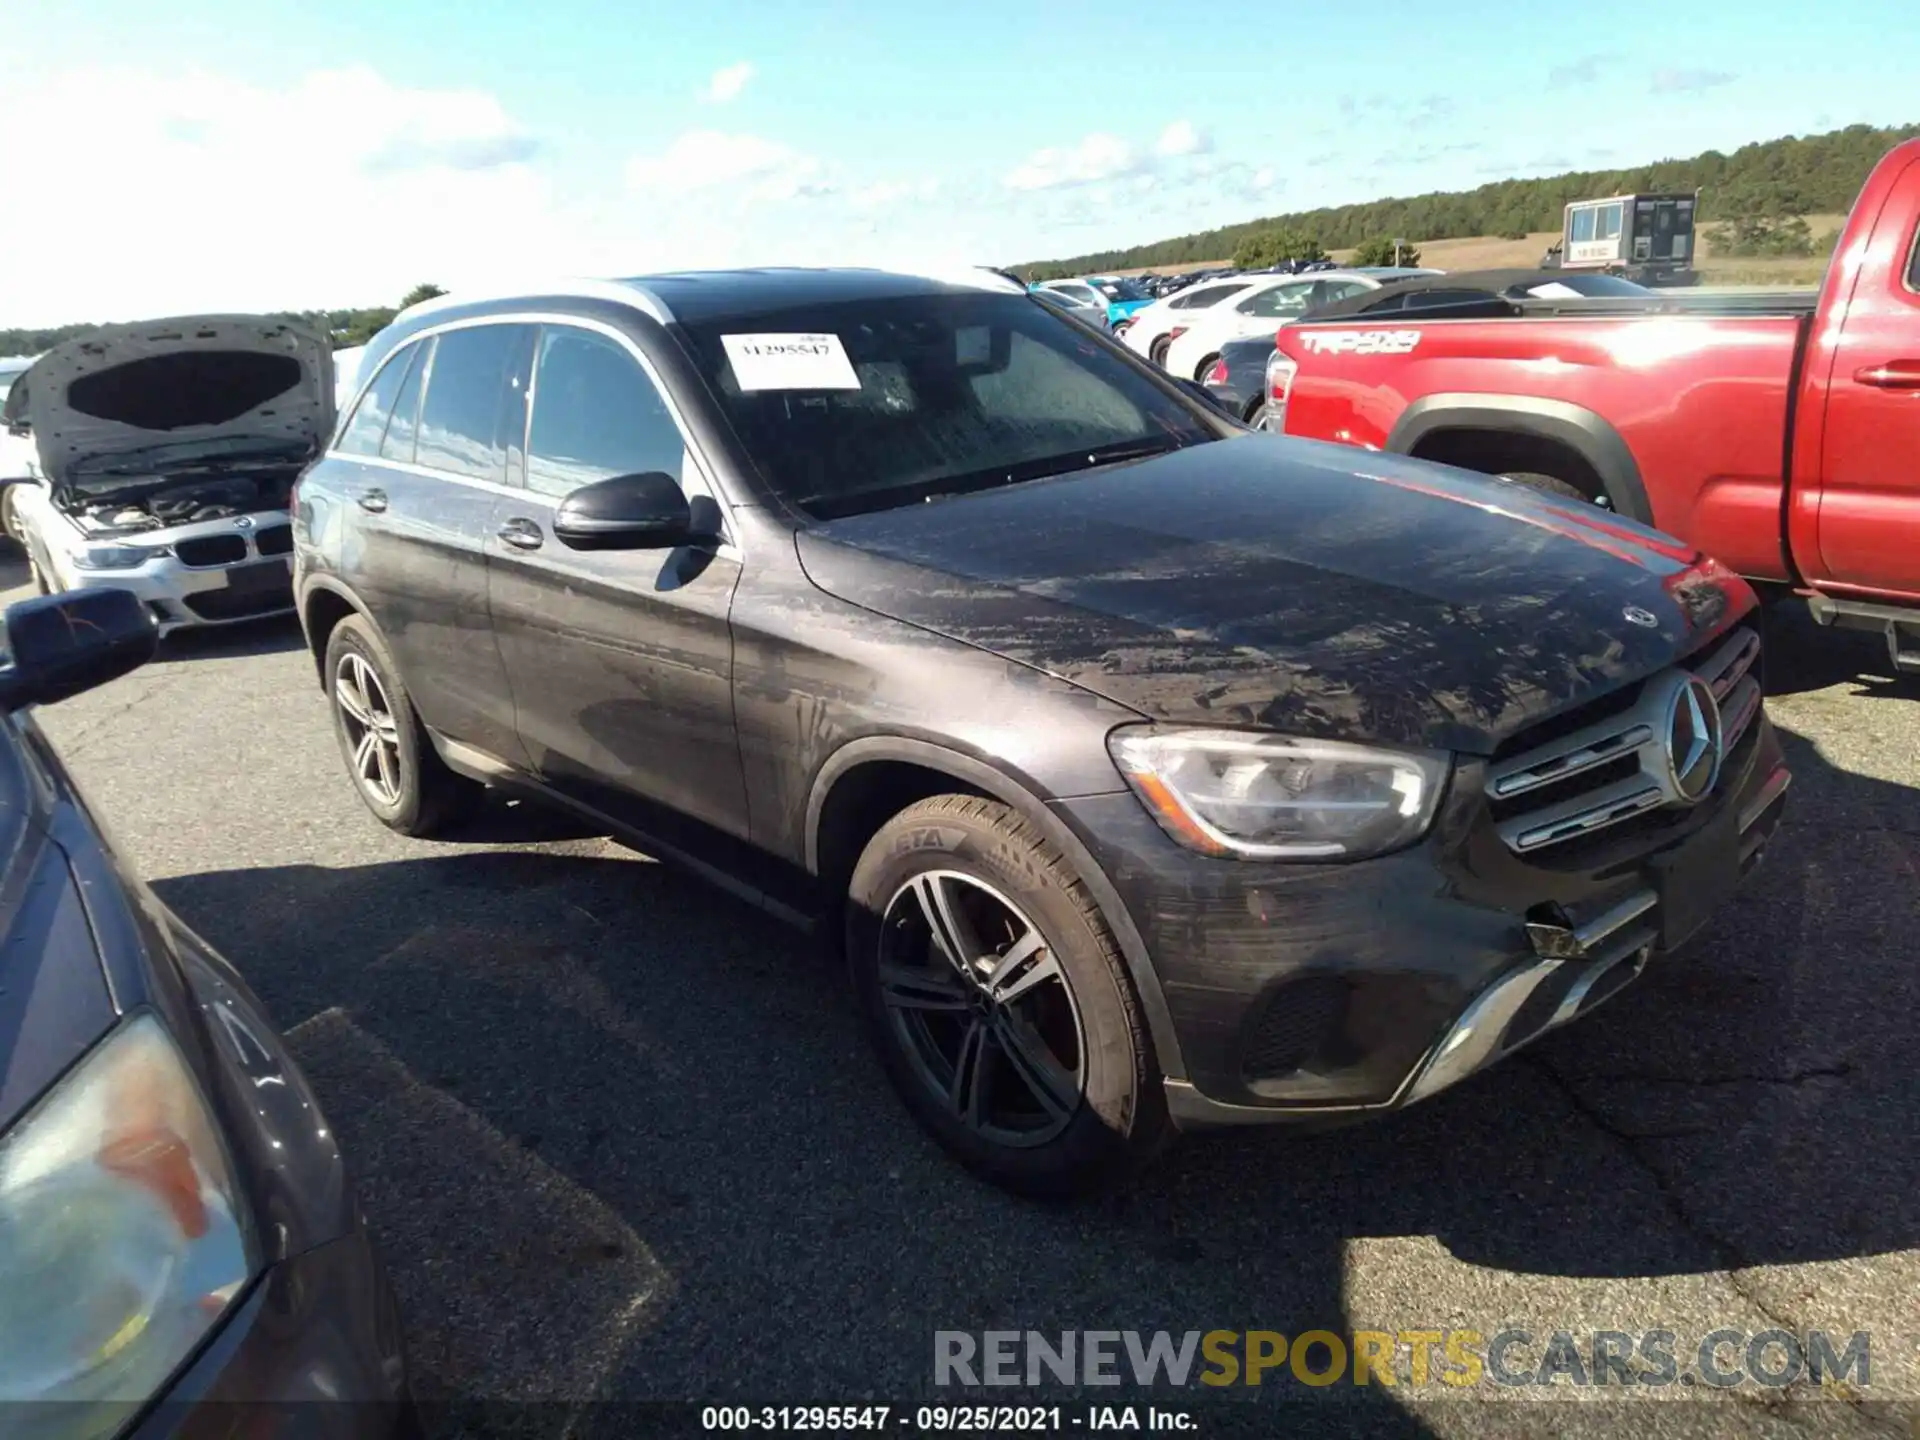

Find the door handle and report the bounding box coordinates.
[357,488,388,513]
[497,517,544,551]
[1853,360,1920,390]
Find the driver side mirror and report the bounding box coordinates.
[551,471,719,552]
[0,588,159,712]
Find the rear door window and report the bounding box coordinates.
[415,324,531,483]
[335,344,418,456]
[1235,283,1317,318]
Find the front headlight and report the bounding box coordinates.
[1108,727,1451,861]
[0,1015,256,1436]
[69,545,160,571]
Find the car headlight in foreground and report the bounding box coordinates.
[0,1014,256,1437]
[1109,727,1450,860]
[69,545,162,571]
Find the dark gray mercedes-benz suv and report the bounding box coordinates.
[292,269,1789,1196]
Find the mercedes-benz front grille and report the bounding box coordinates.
[1486,623,1763,857]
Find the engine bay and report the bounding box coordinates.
[66,472,296,537]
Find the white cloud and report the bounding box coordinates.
[1154,120,1212,158]
[702,62,755,104]
[624,130,825,200]
[848,177,941,210]
[1004,133,1141,191]
[0,60,559,325]
[0,57,1265,327]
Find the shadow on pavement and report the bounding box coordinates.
[147,613,1915,1438]
[1759,598,1920,700]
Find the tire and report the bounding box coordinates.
[324,612,482,836]
[1248,401,1278,432]
[1192,353,1220,383]
[1498,470,1607,506]
[1148,335,1173,368]
[25,542,51,595]
[846,794,1172,1199]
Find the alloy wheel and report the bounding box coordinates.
[876,870,1086,1147]
[333,651,404,805]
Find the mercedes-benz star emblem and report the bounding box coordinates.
[1622,605,1658,628]
[1663,675,1724,804]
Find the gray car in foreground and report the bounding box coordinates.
[0,583,411,1436]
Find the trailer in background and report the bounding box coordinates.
[1542,191,1699,287]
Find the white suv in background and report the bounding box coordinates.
[1163,267,1440,381]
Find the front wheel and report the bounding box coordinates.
[847,795,1171,1198]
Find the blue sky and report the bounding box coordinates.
[2,0,1914,324]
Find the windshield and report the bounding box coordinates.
[1093,278,1149,301]
[678,292,1221,521]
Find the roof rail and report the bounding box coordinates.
[394,276,670,325]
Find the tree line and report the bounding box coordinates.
[1018,122,1919,279]
[0,284,447,362]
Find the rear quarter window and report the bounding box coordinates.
[335,344,417,456]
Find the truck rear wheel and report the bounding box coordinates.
[1499,471,1608,507]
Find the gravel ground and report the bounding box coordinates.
[10,554,1917,1439]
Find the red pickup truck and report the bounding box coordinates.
[1269,137,1920,670]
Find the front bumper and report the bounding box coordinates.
[44,516,295,634]
[1054,714,1790,1129]
[133,1226,414,1439]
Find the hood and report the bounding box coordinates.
[6,315,335,498]
[793,437,1750,755]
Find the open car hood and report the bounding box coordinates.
[3,315,335,497]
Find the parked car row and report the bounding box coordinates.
[1121,266,1439,377]
[21,134,1920,1427]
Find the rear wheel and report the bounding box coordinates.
[1498,470,1609,507]
[847,795,1171,1198]
[1192,353,1220,383]
[1248,400,1280,432]
[1148,335,1173,368]
[324,613,482,836]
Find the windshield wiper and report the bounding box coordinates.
[798,435,1196,520]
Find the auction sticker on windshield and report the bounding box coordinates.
[721,333,861,391]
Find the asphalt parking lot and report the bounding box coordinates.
[8,553,1917,1439]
